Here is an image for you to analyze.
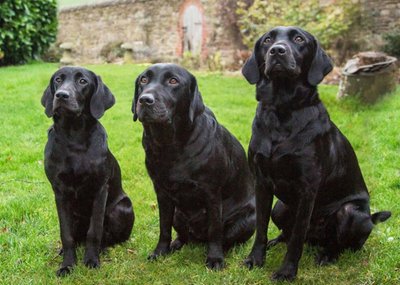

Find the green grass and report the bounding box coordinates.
[0,62,398,284]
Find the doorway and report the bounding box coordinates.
[182,4,203,55]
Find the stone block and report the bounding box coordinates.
[59,42,74,66]
[338,53,398,103]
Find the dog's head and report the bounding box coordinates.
[242,26,333,86]
[41,67,115,119]
[132,63,204,124]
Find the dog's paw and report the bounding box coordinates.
[84,259,100,268]
[56,265,73,277]
[83,248,100,269]
[147,252,160,261]
[315,251,338,266]
[84,257,100,269]
[271,264,297,282]
[170,238,185,252]
[147,247,171,261]
[243,253,265,269]
[206,256,225,270]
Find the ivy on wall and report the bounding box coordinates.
[236,0,362,63]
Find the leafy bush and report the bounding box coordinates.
[181,51,201,70]
[382,29,400,58]
[0,0,57,66]
[236,0,361,63]
[207,51,223,72]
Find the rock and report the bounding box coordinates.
[337,52,398,103]
[59,42,74,66]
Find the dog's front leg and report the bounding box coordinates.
[205,191,224,270]
[54,191,77,276]
[148,190,174,260]
[244,172,273,269]
[271,187,317,282]
[84,185,108,268]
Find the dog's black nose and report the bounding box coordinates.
[55,91,70,100]
[269,45,286,56]
[139,93,155,105]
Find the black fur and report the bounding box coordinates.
[241,26,391,281]
[41,67,134,276]
[132,63,256,270]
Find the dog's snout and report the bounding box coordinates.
[269,44,287,56]
[55,91,70,100]
[139,93,155,106]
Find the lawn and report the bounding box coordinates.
[0,62,398,284]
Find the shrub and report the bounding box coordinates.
[236,0,361,64]
[0,0,57,66]
[382,29,400,58]
[181,51,201,70]
[207,51,223,72]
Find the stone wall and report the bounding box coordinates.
[57,0,244,66]
[57,0,400,65]
[58,0,181,63]
[361,0,400,33]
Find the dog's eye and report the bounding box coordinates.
[264,37,272,44]
[55,77,62,83]
[294,36,305,43]
[79,78,87,85]
[169,78,179,85]
[140,77,148,84]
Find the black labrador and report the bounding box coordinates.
[132,63,256,270]
[41,67,134,276]
[241,26,391,281]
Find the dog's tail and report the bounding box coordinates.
[371,211,391,224]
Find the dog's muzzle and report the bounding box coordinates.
[138,93,155,106]
[55,90,70,101]
[269,44,287,56]
[53,90,80,115]
[265,43,297,77]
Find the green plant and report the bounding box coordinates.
[207,51,223,72]
[0,0,57,66]
[236,0,361,63]
[181,51,201,69]
[383,29,400,58]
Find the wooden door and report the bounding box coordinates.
[182,5,203,55]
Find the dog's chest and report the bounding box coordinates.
[60,153,99,184]
[147,156,208,210]
[251,110,316,194]
[251,110,295,159]
[45,140,107,191]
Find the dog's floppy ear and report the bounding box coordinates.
[371,211,391,225]
[307,38,333,86]
[188,75,205,123]
[242,37,262,85]
[41,75,56,117]
[132,76,140,122]
[90,75,115,119]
